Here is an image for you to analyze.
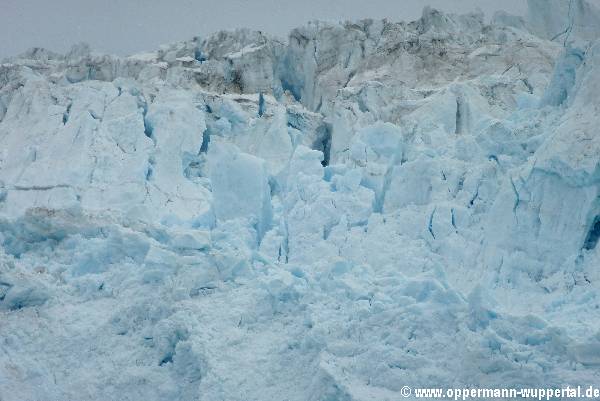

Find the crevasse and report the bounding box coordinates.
[1,1,600,400]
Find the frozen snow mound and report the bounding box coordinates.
[1,1,600,400]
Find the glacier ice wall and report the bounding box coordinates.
[1,1,600,400]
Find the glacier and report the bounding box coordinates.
[0,1,600,400]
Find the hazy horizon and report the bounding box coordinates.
[2,0,531,59]
[3,0,600,59]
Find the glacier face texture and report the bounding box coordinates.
[1,1,600,400]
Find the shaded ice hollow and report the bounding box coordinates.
[1,1,600,400]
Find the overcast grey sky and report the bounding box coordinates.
[0,0,556,59]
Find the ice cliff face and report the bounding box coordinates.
[1,1,600,400]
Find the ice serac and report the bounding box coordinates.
[208,140,272,241]
[527,0,600,44]
[1,1,600,400]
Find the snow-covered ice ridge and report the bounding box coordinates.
[1,1,600,400]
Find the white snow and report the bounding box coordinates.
[1,1,600,400]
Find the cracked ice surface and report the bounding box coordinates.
[1,1,600,400]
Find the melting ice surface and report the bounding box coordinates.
[1,1,600,400]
